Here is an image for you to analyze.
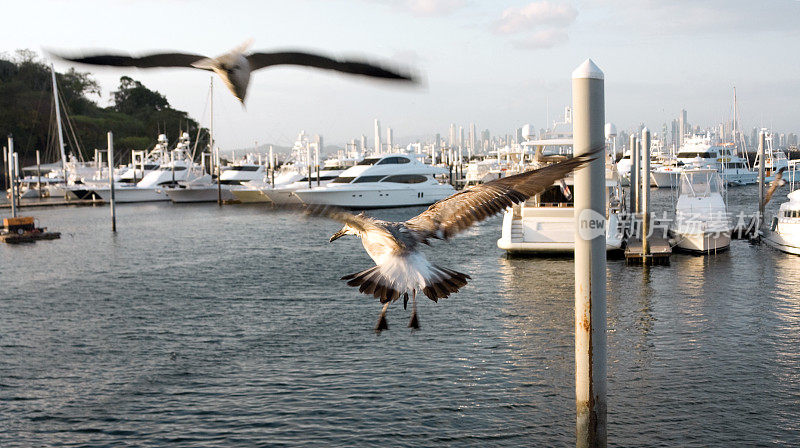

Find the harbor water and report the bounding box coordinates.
[2,185,799,446]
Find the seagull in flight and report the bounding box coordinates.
[51,40,417,103]
[763,166,788,207]
[299,151,598,331]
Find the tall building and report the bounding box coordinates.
[458,125,464,149]
[374,119,381,153]
[679,109,687,148]
[515,127,523,144]
[449,123,456,149]
[469,123,477,156]
[386,127,393,151]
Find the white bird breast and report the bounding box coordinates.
[361,233,430,291]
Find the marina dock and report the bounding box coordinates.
[624,236,672,265]
[0,198,105,209]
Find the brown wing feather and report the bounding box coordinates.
[52,51,208,69]
[247,51,416,82]
[405,149,601,241]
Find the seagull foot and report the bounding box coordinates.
[375,313,389,332]
[408,311,419,329]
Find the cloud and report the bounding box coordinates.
[583,0,800,35]
[382,0,467,17]
[513,28,569,49]
[493,1,577,35]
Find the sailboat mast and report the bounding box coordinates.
[732,86,738,150]
[50,63,68,181]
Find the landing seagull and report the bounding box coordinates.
[301,151,599,331]
[50,40,416,103]
[763,166,788,207]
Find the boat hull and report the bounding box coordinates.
[672,230,731,253]
[261,188,304,205]
[231,189,271,203]
[651,170,679,188]
[94,187,169,203]
[293,185,455,209]
[165,187,237,203]
[496,207,625,254]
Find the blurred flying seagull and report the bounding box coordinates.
[763,166,788,207]
[301,150,598,331]
[50,40,417,103]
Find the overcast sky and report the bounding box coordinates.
[4,0,799,149]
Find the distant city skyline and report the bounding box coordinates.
[4,0,799,149]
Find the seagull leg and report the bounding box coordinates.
[375,301,390,332]
[408,289,420,329]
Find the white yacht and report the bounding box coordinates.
[164,159,266,203]
[463,158,501,186]
[496,150,626,254]
[64,134,172,200]
[764,161,800,255]
[93,136,203,203]
[753,130,790,180]
[670,169,731,253]
[616,149,632,186]
[261,158,357,205]
[293,153,455,208]
[651,135,755,188]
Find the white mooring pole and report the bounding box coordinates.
[572,59,607,448]
[269,145,275,187]
[36,150,42,198]
[108,132,116,232]
[641,128,651,257]
[629,134,638,217]
[758,130,766,232]
[8,138,17,217]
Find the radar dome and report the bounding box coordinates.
[604,123,617,139]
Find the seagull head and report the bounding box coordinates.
[192,42,253,104]
[330,223,358,242]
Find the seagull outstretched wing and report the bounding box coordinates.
[246,51,416,82]
[763,166,788,207]
[405,150,601,242]
[52,51,208,69]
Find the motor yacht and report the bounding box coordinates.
[93,136,203,203]
[764,161,800,255]
[496,148,626,254]
[293,153,455,208]
[260,158,358,205]
[753,130,790,181]
[669,169,731,253]
[651,135,755,188]
[164,158,266,203]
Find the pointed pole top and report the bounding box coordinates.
[572,58,604,80]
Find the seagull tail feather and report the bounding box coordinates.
[342,266,400,304]
[421,265,470,303]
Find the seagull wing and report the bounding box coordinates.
[52,51,208,69]
[246,51,416,82]
[405,150,600,242]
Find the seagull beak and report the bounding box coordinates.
[330,229,346,242]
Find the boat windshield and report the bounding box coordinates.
[228,166,260,171]
[677,151,716,159]
[356,158,381,166]
[331,176,355,184]
[680,171,723,197]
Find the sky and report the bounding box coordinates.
[3,0,800,149]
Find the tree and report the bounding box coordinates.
[112,76,169,116]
